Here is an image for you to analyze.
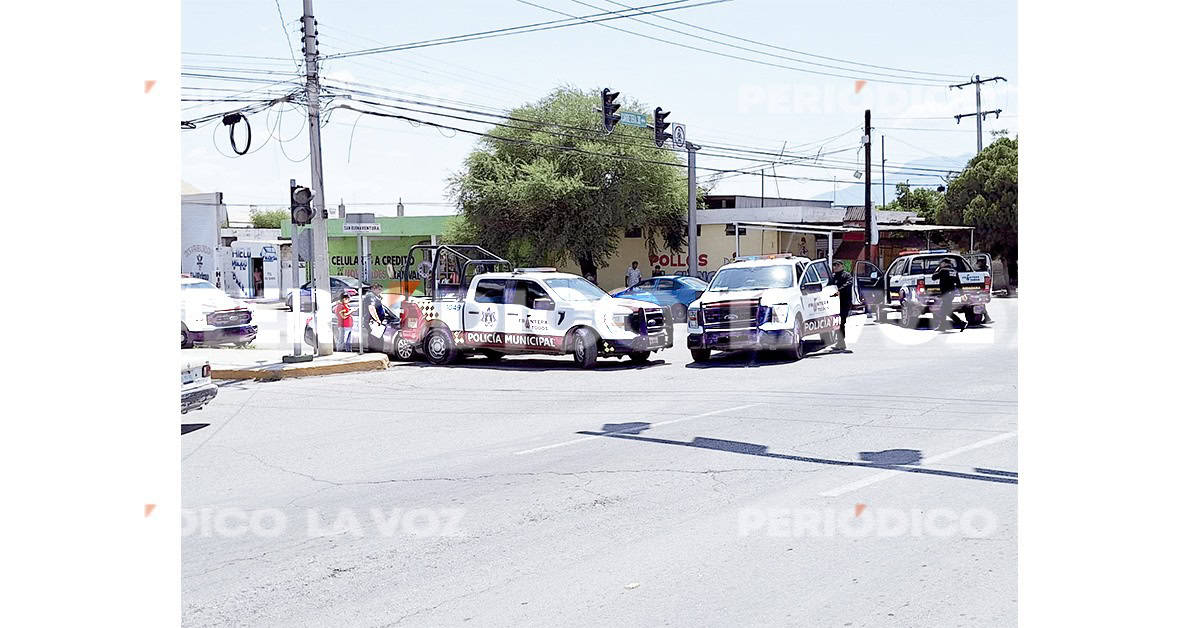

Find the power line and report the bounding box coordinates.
[599,0,964,79]
[321,0,730,60]
[517,0,947,86]
[272,0,301,70]
[566,0,960,83]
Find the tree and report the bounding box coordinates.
[938,137,1018,280]
[881,182,945,220]
[447,86,692,277]
[249,208,290,230]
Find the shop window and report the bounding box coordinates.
[725,224,747,236]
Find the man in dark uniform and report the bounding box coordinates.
[931,259,966,332]
[828,260,854,351]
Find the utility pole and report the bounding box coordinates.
[302,0,333,355]
[863,110,874,264]
[880,135,886,208]
[687,142,700,277]
[951,74,1006,154]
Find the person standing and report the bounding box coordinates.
[334,292,354,351]
[652,264,665,277]
[626,261,642,287]
[828,260,854,351]
[931,259,966,332]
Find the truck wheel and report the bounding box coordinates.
[424,327,458,365]
[966,308,984,326]
[629,351,651,365]
[900,304,920,329]
[670,303,686,321]
[690,348,711,363]
[181,324,193,349]
[792,320,806,360]
[571,328,598,369]
[393,337,415,360]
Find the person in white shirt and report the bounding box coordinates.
[626,261,642,287]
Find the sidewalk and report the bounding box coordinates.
[188,347,390,381]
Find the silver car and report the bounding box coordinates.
[285,275,362,311]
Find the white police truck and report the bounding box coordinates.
[686,254,842,362]
[854,250,993,328]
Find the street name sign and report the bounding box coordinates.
[619,111,648,128]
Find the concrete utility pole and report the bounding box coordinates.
[686,142,700,277]
[302,0,334,355]
[880,135,886,207]
[951,75,1006,154]
[863,110,874,264]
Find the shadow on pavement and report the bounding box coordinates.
[860,449,923,465]
[685,341,836,369]
[395,355,669,372]
[181,423,210,435]
[574,429,1017,486]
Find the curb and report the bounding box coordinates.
[211,354,390,381]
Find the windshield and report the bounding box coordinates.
[912,255,968,273]
[545,277,609,302]
[708,265,793,292]
[680,277,708,290]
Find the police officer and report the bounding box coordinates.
[931,259,966,332]
[828,260,853,351]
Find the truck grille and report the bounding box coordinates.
[631,308,666,334]
[701,299,760,330]
[207,309,251,326]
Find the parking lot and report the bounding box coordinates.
[183,298,1017,626]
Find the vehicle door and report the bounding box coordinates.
[505,279,560,352]
[463,277,507,347]
[854,260,885,308]
[885,257,910,304]
[652,278,679,308]
[798,261,839,334]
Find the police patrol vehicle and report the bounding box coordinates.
[686,254,842,362]
[393,245,671,368]
[854,250,992,328]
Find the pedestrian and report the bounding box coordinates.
[931,258,966,332]
[626,261,642,287]
[828,260,854,351]
[334,292,354,351]
[652,264,665,277]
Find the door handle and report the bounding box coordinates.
[467,310,479,314]
[507,313,519,316]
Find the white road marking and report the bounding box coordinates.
[513,402,764,456]
[818,430,1017,497]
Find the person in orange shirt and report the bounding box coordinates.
[334,292,354,351]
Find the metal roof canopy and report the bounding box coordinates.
[877,223,976,253]
[732,221,853,265]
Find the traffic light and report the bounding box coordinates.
[291,183,314,225]
[654,107,671,147]
[601,88,621,133]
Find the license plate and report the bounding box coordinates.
[649,335,665,348]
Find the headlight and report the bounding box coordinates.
[770,304,788,323]
[611,313,630,330]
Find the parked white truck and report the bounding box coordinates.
[686,254,842,361]
[393,246,672,368]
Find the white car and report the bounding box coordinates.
[181,359,217,414]
[397,263,671,368]
[181,277,256,348]
[686,254,842,361]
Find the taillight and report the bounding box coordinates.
[984,276,992,292]
[201,364,211,378]
[916,279,926,295]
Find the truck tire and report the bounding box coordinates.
[670,303,686,322]
[424,326,458,365]
[629,351,651,365]
[792,320,806,360]
[181,324,193,349]
[393,336,416,360]
[966,308,985,327]
[690,348,711,363]
[571,328,598,369]
[900,303,920,329]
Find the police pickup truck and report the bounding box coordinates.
[686,254,842,362]
[394,245,671,368]
[854,250,992,328]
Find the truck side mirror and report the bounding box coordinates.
[532,297,555,311]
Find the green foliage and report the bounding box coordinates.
[882,182,945,220]
[938,137,1018,276]
[249,208,290,230]
[447,86,692,275]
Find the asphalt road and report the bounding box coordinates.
[183,299,1018,627]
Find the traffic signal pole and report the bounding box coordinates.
[863,110,874,265]
[302,0,334,355]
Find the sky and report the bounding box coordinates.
[181,0,1017,222]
